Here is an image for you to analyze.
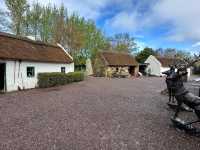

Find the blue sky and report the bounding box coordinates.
[0,0,200,54]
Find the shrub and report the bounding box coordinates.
[38,72,84,88]
[93,56,105,77]
[193,64,200,75]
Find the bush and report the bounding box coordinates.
[38,72,84,88]
[193,65,200,75]
[93,56,105,77]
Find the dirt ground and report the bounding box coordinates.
[0,77,200,150]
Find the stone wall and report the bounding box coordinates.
[105,66,130,78]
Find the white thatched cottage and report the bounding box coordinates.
[145,55,191,77]
[0,32,74,92]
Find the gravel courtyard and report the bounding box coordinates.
[0,77,200,150]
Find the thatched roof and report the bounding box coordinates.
[100,51,138,67]
[0,32,73,64]
[156,56,182,67]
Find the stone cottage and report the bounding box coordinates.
[94,51,139,77]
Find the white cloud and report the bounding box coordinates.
[2,0,200,46]
[192,42,200,48]
[151,0,200,42]
[105,0,200,43]
[28,0,109,19]
[0,0,109,20]
[105,11,139,33]
[28,0,133,20]
[104,0,150,34]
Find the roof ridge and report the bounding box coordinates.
[0,32,73,63]
[155,56,178,59]
[0,32,58,48]
[101,50,132,55]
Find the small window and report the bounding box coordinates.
[27,67,35,78]
[61,67,65,73]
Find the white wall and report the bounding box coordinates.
[145,55,191,77]
[145,55,162,76]
[3,60,74,92]
[187,68,191,78]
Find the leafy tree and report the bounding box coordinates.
[3,1,109,65]
[110,33,137,53]
[136,47,156,63]
[52,4,66,44]
[175,50,191,60]
[26,3,66,42]
[29,2,42,40]
[40,5,54,42]
[65,14,86,56]
[5,0,28,35]
[156,47,191,60]
[64,14,108,62]
[22,5,31,36]
[162,48,177,57]
[83,20,109,59]
[155,48,164,56]
[193,61,200,75]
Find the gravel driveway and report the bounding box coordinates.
[0,77,200,150]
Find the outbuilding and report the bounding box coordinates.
[0,32,74,92]
[145,55,191,77]
[94,51,139,77]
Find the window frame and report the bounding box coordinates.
[27,66,35,78]
[61,67,66,73]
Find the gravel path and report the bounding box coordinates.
[0,77,200,150]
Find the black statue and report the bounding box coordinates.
[166,65,200,135]
[171,68,200,117]
[163,66,176,104]
[164,59,200,135]
[169,68,200,135]
[163,66,192,112]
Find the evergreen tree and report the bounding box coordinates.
[136,47,156,63]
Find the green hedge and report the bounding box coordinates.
[38,72,84,88]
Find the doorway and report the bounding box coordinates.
[0,63,6,91]
[129,66,136,76]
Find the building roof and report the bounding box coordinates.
[100,51,138,67]
[156,56,182,67]
[0,32,73,63]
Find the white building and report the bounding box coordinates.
[0,32,74,92]
[145,55,191,77]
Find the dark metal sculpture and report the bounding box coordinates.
[163,66,176,104]
[170,69,200,135]
[163,66,192,112]
[164,57,200,135]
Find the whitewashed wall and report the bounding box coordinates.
[187,68,191,77]
[3,60,74,92]
[145,55,162,76]
[145,55,191,77]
